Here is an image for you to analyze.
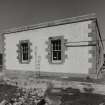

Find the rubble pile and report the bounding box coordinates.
[0,81,105,105]
[0,83,49,105]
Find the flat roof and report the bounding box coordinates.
[2,13,96,34]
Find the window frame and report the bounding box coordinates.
[51,38,62,63]
[48,36,66,64]
[17,40,32,64]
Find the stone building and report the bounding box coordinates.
[0,14,104,82]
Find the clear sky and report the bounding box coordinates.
[0,0,105,46]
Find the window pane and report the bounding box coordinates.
[23,53,26,60]
[51,39,61,51]
[55,40,58,50]
[56,44,58,50]
[50,38,62,63]
[53,51,58,60]
[53,51,61,60]
[58,40,61,50]
[0,54,2,65]
[21,42,29,61]
[58,51,61,60]
[53,42,55,50]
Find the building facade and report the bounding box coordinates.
[1,14,104,81]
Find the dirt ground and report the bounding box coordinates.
[0,83,105,105]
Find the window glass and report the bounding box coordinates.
[21,42,29,61]
[47,36,66,64]
[19,40,29,63]
[0,54,3,68]
[51,38,62,63]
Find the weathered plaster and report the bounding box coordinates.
[4,20,93,74]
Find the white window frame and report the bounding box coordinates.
[51,38,62,63]
[47,36,66,64]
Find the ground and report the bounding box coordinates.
[0,81,105,105]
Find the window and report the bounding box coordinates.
[17,40,32,64]
[51,39,62,63]
[20,41,29,62]
[47,36,66,64]
[0,54,3,68]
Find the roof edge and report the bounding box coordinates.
[3,13,96,34]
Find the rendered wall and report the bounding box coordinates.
[4,20,96,75]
